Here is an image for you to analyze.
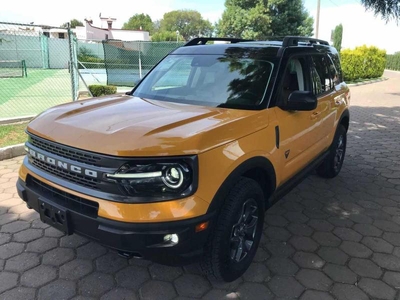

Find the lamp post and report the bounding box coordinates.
[316,0,321,38]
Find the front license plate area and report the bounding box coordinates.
[39,198,72,235]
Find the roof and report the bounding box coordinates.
[85,21,149,33]
[172,37,337,57]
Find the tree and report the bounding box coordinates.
[217,0,313,39]
[332,24,343,52]
[123,14,154,33]
[61,19,83,28]
[361,0,400,22]
[217,1,272,39]
[153,20,161,32]
[151,31,185,42]
[160,10,214,40]
[268,0,314,36]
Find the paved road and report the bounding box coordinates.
[1,70,400,300]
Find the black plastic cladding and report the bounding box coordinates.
[27,175,99,218]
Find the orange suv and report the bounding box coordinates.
[17,36,350,282]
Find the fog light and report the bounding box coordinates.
[164,234,179,244]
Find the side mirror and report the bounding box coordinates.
[282,91,317,111]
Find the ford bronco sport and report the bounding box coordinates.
[17,36,350,282]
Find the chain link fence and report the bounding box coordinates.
[102,40,184,86]
[0,22,75,119]
[0,21,183,120]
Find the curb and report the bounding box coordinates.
[0,115,35,125]
[347,77,388,87]
[0,144,25,161]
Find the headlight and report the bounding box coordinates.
[105,158,197,199]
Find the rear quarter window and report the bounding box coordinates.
[328,53,343,83]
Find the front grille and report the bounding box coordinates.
[27,176,99,218]
[31,157,98,190]
[30,135,102,166]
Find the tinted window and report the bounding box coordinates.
[328,53,343,84]
[310,55,335,95]
[281,57,309,103]
[133,55,274,108]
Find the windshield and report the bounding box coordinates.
[133,54,274,108]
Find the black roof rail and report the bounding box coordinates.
[282,36,330,47]
[184,37,253,46]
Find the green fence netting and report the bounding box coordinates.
[0,21,186,120]
[102,40,184,86]
[0,22,77,119]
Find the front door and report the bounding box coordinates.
[273,55,322,184]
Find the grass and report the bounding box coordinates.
[0,69,64,105]
[0,122,28,148]
[0,69,73,119]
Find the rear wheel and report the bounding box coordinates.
[200,177,264,282]
[317,125,347,178]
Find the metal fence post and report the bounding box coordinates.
[40,34,50,69]
[138,41,142,79]
[67,24,78,101]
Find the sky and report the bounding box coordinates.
[1,0,399,53]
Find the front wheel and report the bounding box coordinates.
[317,125,347,178]
[200,177,265,282]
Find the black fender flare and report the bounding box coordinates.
[338,109,350,131]
[206,156,277,213]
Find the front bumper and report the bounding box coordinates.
[17,177,216,266]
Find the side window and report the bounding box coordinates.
[281,57,309,103]
[328,53,343,84]
[310,55,334,95]
[326,55,340,86]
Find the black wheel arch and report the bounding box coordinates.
[339,109,350,132]
[207,156,277,213]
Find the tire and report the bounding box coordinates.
[200,177,265,282]
[317,125,347,178]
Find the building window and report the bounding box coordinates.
[58,33,65,39]
[105,34,109,40]
[43,32,50,37]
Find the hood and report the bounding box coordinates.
[27,94,268,156]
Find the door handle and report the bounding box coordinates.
[335,99,343,106]
[311,112,320,120]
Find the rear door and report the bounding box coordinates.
[308,54,338,150]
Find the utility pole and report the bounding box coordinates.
[316,0,321,38]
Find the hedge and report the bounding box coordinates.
[386,53,400,71]
[340,45,386,81]
[88,85,117,97]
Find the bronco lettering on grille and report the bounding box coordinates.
[28,148,98,179]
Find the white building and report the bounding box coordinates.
[75,17,150,42]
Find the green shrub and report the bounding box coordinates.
[340,45,386,81]
[151,31,184,42]
[77,46,105,69]
[386,53,400,71]
[88,85,117,97]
